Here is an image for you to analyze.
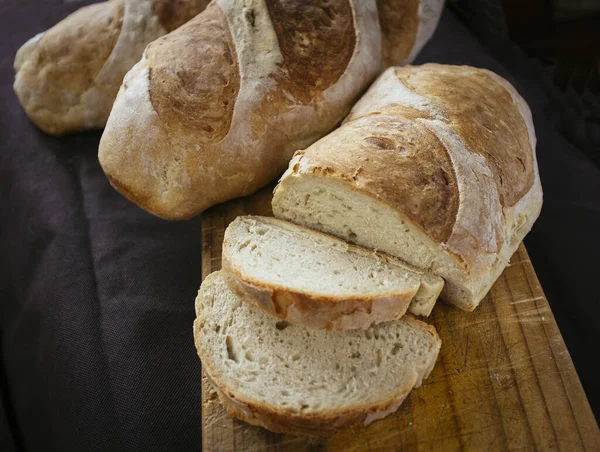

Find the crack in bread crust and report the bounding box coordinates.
[147,2,240,143]
[266,0,357,104]
[395,65,535,207]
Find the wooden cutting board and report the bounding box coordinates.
[200,186,599,451]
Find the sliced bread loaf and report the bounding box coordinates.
[194,271,442,437]
[222,216,444,330]
[273,65,543,311]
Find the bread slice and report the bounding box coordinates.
[194,271,442,437]
[222,216,444,330]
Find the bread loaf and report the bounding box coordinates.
[273,64,543,311]
[194,271,441,437]
[13,0,209,135]
[222,216,444,330]
[98,0,445,220]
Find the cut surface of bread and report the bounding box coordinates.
[222,216,443,329]
[273,64,543,311]
[194,271,441,437]
[272,174,476,309]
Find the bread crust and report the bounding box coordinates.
[377,0,419,66]
[13,0,208,135]
[98,0,392,219]
[266,0,357,103]
[284,113,460,243]
[147,2,240,142]
[221,267,415,331]
[394,65,534,207]
[13,1,125,134]
[151,0,210,31]
[205,369,412,437]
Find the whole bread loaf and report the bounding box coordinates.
[222,216,444,330]
[13,0,209,135]
[98,0,445,220]
[194,271,441,436]
[273,64,543,311]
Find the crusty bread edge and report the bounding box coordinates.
[220,267,415,331]
[222,215,426,330]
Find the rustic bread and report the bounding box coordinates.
[222,216,443,330]
[273,64,543,311]
[13,0,209,135]
[377,0,444,66]
[98,0,445,220]
[194,271,441,437]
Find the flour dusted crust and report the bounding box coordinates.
[13,0,208,135]
[99,0,383,220]
[403,0,445,64]
[274,64,543,310]
[394,65,535,207]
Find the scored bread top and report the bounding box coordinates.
[278,64,542,280]
[391,65,534,207]
[99,0,382,219]
[194,271,441,436]
[147,2,241,142]
[266,0,357,103]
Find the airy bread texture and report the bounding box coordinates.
[13,0,208,135]
[222,216,444,330]
[273,64,543,311]
[98,0,445,220]
[194,271,441,437]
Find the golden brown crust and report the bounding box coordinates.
[151,0,210,31]
[395,65,535,207]
[377,0,419,67]
[221,267,414,331]
[14,0,211,135]
[147,3,240,143]
[99,1,380,219]
[294,113,459,243]
[13,1,124,134]
[265,0,356,104]
[213,376,410,437]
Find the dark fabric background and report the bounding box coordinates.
[0,1,598,451]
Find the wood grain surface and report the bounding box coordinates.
[200,186,599,451]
